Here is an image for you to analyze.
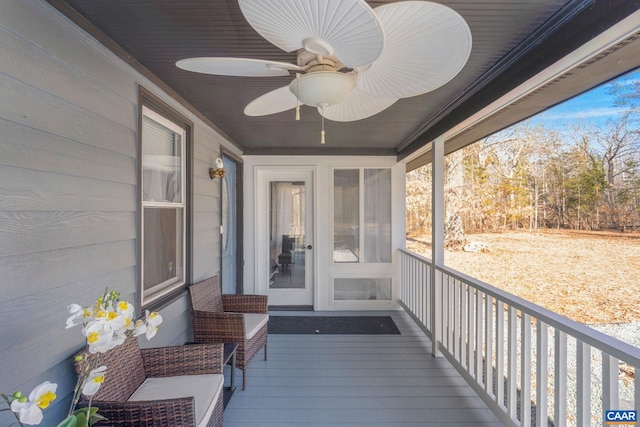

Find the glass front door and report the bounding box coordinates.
[256,168,314,306]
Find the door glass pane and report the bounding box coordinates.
[222,175,230,252]
[333,169,359,262]
[269,181,306,289]
[363,169,391,262]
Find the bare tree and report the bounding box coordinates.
[444,150,466,249]
[406,165,432,235]
[405,70,640,236]
[574,114,640,227]
[405,150,468,250]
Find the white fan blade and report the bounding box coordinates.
[318,86,397,122]
[238,0,383,68]
[356,1,472,98]
[244,85,300,116]
[176,57,300,77]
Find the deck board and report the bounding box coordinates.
[223,310,503,426]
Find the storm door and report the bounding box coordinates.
[221,154,241,294]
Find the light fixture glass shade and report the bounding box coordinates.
[289,72,355,107]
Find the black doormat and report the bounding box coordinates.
[268,316,401,335]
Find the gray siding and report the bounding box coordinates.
[0,0,236,424]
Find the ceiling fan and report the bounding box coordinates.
[176,0,472,143]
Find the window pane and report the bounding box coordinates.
[222,175,230,251]
[333,169,359,262]
[142,115,182,203]
[143,207,183,298]
[333,278,391,301]
[364,169,391,262]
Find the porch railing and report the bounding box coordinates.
[398,248,640,427]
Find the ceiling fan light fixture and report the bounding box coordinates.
[289,72,355,107]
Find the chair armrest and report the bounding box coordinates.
[140,343,223,377]
[222,294,268,313]
[192,310,246,343]
[93,397,196,427]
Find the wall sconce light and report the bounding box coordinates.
[209,157,225,179]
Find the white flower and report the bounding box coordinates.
[147,311,162,326]
[116,300,135,330]
[10,381,57,425]
[68,303,82,315]
[116,300,134,318]
[94,308,128,333]
[133,310,163,340]
[81,366,107,396]
[112,329,127,347]
[133,318,147,337]
[82,321,116,354]
[65,304,92,329]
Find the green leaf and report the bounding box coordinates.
[73,412,87,427]
[73,407,98,417]
[72,407,107,425]
[91,413,108,423]
[56,415,77,427]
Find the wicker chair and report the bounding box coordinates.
[189,276,268,390]
[73,337,224,427]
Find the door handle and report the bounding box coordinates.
[306,245,313,250]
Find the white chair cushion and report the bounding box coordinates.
[244,313,269,340]
[128,374,223,427]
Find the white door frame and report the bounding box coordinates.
[254,167,315,306]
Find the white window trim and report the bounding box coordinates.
[331,167,393,265]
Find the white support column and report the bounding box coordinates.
[431,137,445,357]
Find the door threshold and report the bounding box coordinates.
[269,305,314,311]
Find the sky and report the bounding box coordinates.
[527,68,639,133]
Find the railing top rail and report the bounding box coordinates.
[399,248,432,264]
[397,249,640,366]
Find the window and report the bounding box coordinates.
[333,277,392,301]
[140,105,188,306]
[333,168,391,263]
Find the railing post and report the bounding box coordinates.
[554,330,567,427]
[576,340,591,427]
[536,320,548,427]
[602,354,619,423]
[430,136,445,358]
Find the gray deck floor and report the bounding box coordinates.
[223,310,503,426]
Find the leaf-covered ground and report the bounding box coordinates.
[406,230,640,325]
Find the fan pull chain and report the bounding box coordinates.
[320,111,326,145]
[295,74,300,121]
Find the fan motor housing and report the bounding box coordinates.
[296,50,344,72]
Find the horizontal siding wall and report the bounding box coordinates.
[0,0,239,424]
